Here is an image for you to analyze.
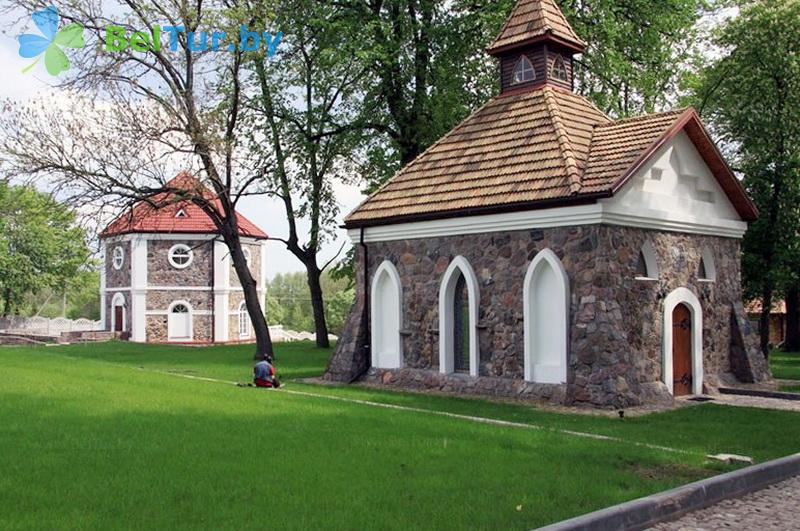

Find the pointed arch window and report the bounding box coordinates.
[439,256,479,377]
[512,55,536,85]
[635,240,659,280]
[698,247,716,282]
[523,249,569,384]
[551,55,569,82]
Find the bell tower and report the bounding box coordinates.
[487,0,585,94]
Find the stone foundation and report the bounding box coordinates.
[326,224,772,407]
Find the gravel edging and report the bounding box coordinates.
[535,453,800,531]
[719,387,800,401]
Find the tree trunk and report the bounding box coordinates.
[785,286,800,352]
[306,262,330,348]
[223,229,274,360]
[759,287,773,359]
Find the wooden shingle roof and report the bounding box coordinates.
[487,0,586,55]
[344,88,758,227]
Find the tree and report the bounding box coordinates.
[0,1,279,357]
[693,0,800,356]
[247,0,366,347]
[266,271,354,335]
[0,182,90,316]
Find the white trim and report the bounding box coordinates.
[130,238,148,342]
[100,242,107,328]
[213,240,230,342]
[101,233,264,244]
[439,256,480,377]
[100,286,266,293]
[167,300,194,341]
[260,241,268,310]
[146,309,212,316]
[371,260,403,369]
[347,203,748,244]
[662,288,704,396]
[523,249,569,384]
[111,292,127,333]
[168,244,194,269]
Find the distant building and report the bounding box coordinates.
[326,0,771,407]
[99,172,268,344]
[746,300,787,347]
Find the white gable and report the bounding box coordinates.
[600,131,746,236]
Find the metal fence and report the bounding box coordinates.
[0,316,103,337]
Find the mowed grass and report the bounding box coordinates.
[772,351,800,392]
[1,343,799,530]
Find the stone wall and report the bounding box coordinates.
[146,290,213,311]
[105,241,131,288]
[145,314,213,342]
[326,224,770,407]
[147,239,213,286]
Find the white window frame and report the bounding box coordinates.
[439,256,480,377]
[512,55,536,85]
[167,300,193,341]
[112,246,125,270]
[698,247,716,282]
[242,247,251,266]
[635,240,660,281]
[168,244,194,269]
[523,248,569,384]
[371,260,403,369]
[551,55,569,82]
[238,301,251,339]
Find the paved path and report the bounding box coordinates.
[649,475,800,530]
[712,393,800,413]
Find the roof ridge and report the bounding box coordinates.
[543,87,582,195]
[599,107,689,128]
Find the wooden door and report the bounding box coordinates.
[114,306,124,332]
[672,303,693,396]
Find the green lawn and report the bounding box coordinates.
[1,342,800,530]
[771,350,800,391]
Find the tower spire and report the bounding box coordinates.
[487,0,585,57]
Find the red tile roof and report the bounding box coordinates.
[100,172,268,239]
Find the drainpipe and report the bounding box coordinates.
[349,227,371,383]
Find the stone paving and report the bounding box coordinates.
[711,393,800,413]
[649,475,800,530]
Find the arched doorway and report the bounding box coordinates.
[168,301,193,341]
[523,249,569,384]
[111,293,126,333]
[663,288,703,395]
[371,261,403,369]
[672,303,693,396]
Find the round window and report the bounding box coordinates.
[112,246,124,270]
[168,244,194,269]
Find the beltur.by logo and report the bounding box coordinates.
[105,25,282,56]
[17,5,86,76]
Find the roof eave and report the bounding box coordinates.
[487,33,586,57]
[343,192,613,230]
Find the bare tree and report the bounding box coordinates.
[0,0,278,357]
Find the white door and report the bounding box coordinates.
[168,303,192,341]
[371,263,402,369]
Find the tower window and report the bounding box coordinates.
[512,55,536,85]
[551,56,569,82]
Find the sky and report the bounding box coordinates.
[0,9,367,280]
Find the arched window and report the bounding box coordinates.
[635,240,659,280]
[168,244,194,269]
[242,247,252,266]
[371,261,403,369]
[112,246,125,270]
[551,55,569,82]
[238,301,251,338]
[698,247,716,282]
[524,249,569,384]
[512,55,536,84]
[439,256,479,376]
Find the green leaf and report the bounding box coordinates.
[54,23,85,48]
[44,44,70,76]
